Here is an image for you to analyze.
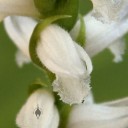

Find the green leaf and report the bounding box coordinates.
[76,14,86,47]
[34,0,79,31]
[34,0,56,17]
[54,0,79,31]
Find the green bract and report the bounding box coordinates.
[34,0,79,30]
[76,14,86,47]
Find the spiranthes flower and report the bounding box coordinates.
[67,97,128,128]
[36,24,93,104]
[4,15,93,104]
[0,0,40,21]
[70,0,128,62]
[4,16,37,67]
[16,89,59,128]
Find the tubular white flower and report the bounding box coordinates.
[16,89,59,128]
[36,24,93,104]
[0,0,40,21]
[4,16,37,66]
[67,97,128,128]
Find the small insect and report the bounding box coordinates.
[82,99,85,103]
[33,104,43,119]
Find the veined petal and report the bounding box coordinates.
[108,39,126,63]
[36,24,87,76]
[68,97,128,128]
[16,89,59,128]
[36,24,92,104]
[0,0,40,21]
[4,16,37,65]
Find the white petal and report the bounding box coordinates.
[108,39,126,63]
[68,101,128,128]
[16,89,59,128]
[85,14,128,57]
[4,16,37,58]
[75,43,93,74]
[0,0,40,20]
[15,50,31,67]
[70,11,128,58]
[36,24,92,104]
[36,24,87,76]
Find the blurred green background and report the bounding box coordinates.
[0,0,128,127]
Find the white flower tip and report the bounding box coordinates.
[113,55,123,63]
[52,75,91,105]
[108,39,125,63]
[15,50,31,67]
[16,89,59,128]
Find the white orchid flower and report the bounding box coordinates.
[70,0,128,62]
[0,0,40,21]
[67,97,128,128]
[4,16,93,104]
[4,16,38,67]
[36,24,92,104]
[16,89,59,128]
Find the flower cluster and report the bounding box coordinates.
[0,0,128,128]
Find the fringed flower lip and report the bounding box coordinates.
[36,24,93,105]
[67,97,128,128]
[16,89,59,128]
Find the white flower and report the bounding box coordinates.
[36,24,92,104]
[4,16,37,66]
[0,0,40,21]
[16,89,59,128]
[4,16,93,105]
[67,97,128,128]
[70,0,128,62]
